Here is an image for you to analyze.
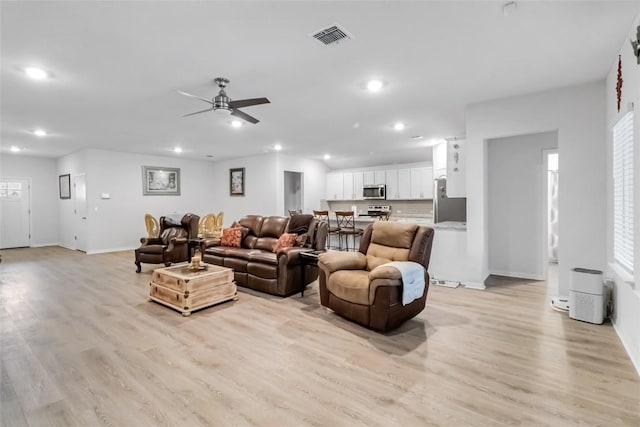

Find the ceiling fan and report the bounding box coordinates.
[177,77,270,124]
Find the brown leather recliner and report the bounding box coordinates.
[318,221,434,332]
[135,213,200,272]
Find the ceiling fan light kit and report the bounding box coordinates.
[178,77,270,124]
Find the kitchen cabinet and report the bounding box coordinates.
[353,172,364,199]
[431,140,466,197]
[340,172,364,200]
[410,166,433,199]
[326,172,343,200]
[363,170,386,185]
[386,168,411,199]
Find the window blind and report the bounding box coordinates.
[613,111,634,273]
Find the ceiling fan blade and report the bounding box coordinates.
[176,90,214,105]
[231,109,259,124]
[182,107,214,117]
[228,97,270,109]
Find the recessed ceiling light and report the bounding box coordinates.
[367,80,383,92]
[393,122,405,131]
[324,154,331,160]
[274,144,282,151]
[25,67,48,80]
[411,135,423,140]
[231,120,242,128]
[173,147,182,153]
[33,129,47,137]
[10,146,21,152]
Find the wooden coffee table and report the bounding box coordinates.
[149,263,237,316]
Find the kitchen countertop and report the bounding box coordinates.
[327,213,466,230]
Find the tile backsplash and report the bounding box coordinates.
[322,200,433,219]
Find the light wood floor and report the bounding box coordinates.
[1,246,638,426]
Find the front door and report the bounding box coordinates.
[0,178,30,248]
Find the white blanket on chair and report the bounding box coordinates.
[384,261,426,305]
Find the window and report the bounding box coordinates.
[613,111,634,273]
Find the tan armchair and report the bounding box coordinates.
[318,221,434,332]
[135,213,200,272]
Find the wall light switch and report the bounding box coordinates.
[100,193,110,199]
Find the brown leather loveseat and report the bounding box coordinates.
[200,215,328,296]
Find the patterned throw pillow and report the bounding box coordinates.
[221,227,243,247]
[273,233,297,253]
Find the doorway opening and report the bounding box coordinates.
[74,174,87,252]
[545,150,559,297]
[284,171,303,215]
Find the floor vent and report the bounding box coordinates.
[310,23,353,46]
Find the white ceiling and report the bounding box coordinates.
[2,1,639,170]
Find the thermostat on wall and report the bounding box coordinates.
[100,193,111,199]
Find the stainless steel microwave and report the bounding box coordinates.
[363,185,386,200]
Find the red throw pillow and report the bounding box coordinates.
[221,227,243,247]
[273,233,297,253]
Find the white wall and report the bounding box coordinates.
[276,154,328,216]
[605,15,640,374]
[0,154,59,246]
[210,153,279,225]
[57,149,217,254]
[466,82,607,295]
[488,131,558,280]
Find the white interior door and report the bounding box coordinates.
[74,174,87,252]
[0,178,31,248]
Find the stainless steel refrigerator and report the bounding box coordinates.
[433,178,467,223]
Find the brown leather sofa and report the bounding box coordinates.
[135,213,200,272]
[318,221,434,332]
[200,214,328,296]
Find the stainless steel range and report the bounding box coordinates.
[359,204,390,217]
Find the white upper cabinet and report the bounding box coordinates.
[353,172,364,200]
[326,172,343,200]
[342,172,354,200]
[386,168,411,200]
[363,170,386,185]
[410,166,433,199]
[398,168,411,199]
[385,169,399,199]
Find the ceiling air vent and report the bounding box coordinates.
[310,23,353,46]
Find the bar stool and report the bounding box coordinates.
[335,211,364,251]
[313,210,340,249]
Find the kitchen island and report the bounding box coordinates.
[326,215,477,288]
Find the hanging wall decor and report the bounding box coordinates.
[616,55,623,113]
[631,25,639,64]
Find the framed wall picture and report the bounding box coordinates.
[142,166,180,196]
[59,174,71,199]
[230,167,245,196]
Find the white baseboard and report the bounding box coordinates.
[463,281,486,290]
[489,269,544,281]
[30,242,60,248]
[86,246,137,255]
[613,320,640,377]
